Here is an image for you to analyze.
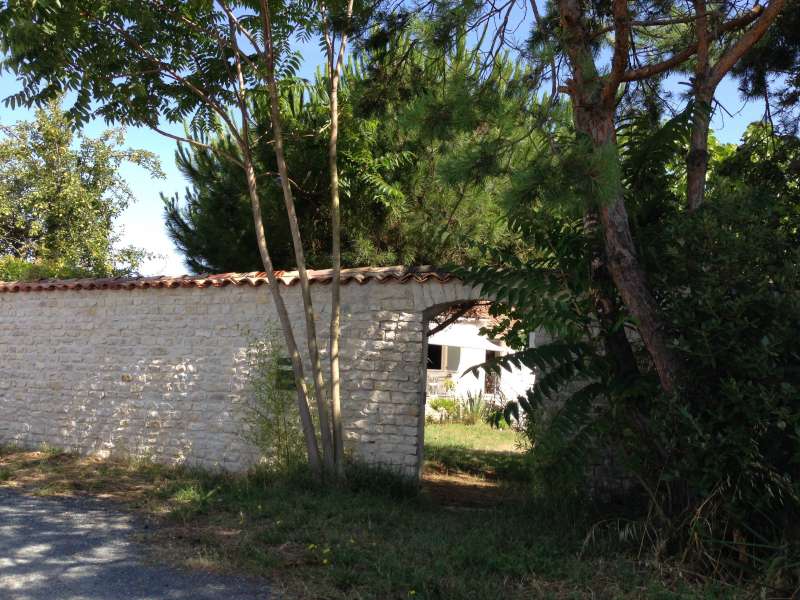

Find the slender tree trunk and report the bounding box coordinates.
[687,0,712,213]
[259,0,335,473]
[226,14,323,476]
[685,0,785,211]
[324,0,354,479]
[327,44,345,477]
[243,154,323,476]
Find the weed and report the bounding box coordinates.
[39,442,64,457]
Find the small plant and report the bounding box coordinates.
[244,324,307,474]
[39,442,64,457]
[429,396,459,421]
[460,391,488,425]
[483,395,511,430]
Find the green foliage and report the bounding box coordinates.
[0,256,86,282]
[244,326,307,473]
[0,1,306,127]
[460,391,488,425]
[164,33,524,272]
[429,392,493,426]
[0,101,161,280]
[465,116,800,587]
[731,2,800,134]
[163,66,422,273]
[339,461,419,499]
[638,123,800,579]
[428,396,459,421]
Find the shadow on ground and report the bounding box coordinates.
[424,444,531,483]
[0,489,268,600]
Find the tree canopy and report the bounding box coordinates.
[163,35,526,274]
[0,101,162,280]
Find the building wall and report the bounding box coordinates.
[0,278,479,476]
[426,321,536,401]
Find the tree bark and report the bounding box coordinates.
[558,0,684,394]
[686,91,712,212]
[600,199,680,394]
[226,13,323,476]
[573,107,682,395]
[259,0,335,473]
[324,0,354,478]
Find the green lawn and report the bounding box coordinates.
[424,422,531,483]
[0,446,738,599]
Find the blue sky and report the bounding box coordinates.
[0,55,766,277]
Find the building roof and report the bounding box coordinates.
[432,301,502,326]
[0,265,455,294]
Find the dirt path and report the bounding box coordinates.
[421,466,525,508]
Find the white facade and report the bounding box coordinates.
[426,319,535,403]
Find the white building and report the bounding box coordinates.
[426,304,535,406]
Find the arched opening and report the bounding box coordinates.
[416,299,535,505]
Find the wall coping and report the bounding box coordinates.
[0,265,459,294]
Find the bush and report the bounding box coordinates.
[244,325,307,473]
[429,392,495,425]
[457,122,800,588]
[460,391,488,425]
[429,396,459,421]
[637,136,800,580]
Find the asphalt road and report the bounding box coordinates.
[0,489,268,600]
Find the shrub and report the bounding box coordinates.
[457,123,800,588]
[460,391,488,425]
[429,396,459,421]
[244,325,307,473]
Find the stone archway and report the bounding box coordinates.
[414,300,491,479]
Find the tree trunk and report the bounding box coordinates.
[687,0,712,213]
[686,0,785,212]
[327,36,345,478]
[576,109,682,394]
[686,92,712,212]
[322,0,354,478]
[225,11,322,476]
[243,153,323,476]
[259,0,335,473]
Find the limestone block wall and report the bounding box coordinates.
[0,273,480,477]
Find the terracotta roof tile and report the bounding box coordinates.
[0,265,455,293]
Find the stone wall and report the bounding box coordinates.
[0,273,480,476]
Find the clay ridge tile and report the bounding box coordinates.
[0,265,455,293]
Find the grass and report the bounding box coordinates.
[0,444,740,599]
[424,421,531,483]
